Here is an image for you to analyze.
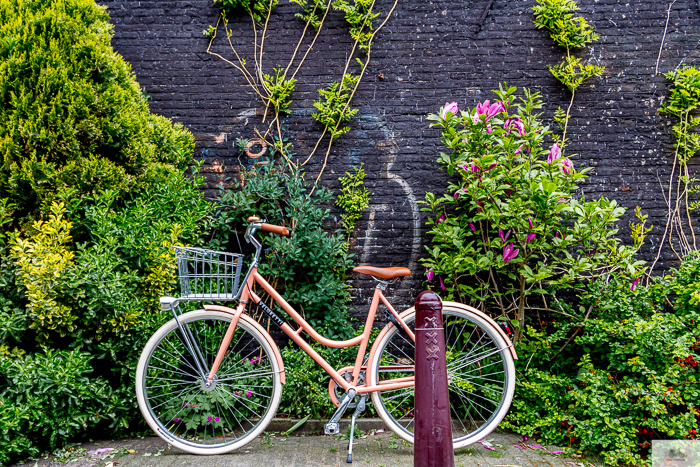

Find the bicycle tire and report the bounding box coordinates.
[135,310,282,455]
[369,305,516,449]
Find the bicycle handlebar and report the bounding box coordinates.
[260,223,289,236]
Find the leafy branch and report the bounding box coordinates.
[533,0,604,145]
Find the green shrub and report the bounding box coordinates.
[211,161,355,339]
[0,0,212,463]
[422,85,644,341]
[0,0,193,225]
[505,257,700,465]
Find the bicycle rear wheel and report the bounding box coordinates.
[369,305,515,449]
[135,309,282,455]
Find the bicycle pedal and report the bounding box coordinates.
[324,422,340,435]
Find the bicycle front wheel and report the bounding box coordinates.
[369,305,516,449]
[135,309,282,455]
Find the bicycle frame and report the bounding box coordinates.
[205,266,417,396]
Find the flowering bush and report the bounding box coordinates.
[422,85,646,340]
[505,254,700,465]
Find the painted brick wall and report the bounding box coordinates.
[101,0,700,315]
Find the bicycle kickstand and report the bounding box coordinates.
[347,394,366,464]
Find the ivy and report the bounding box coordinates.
[336,164,370,235]
[263,65,297,114]
[649,66,700,273]
[532,0,604,145]
[313,74,360,141]
[333,0,380,52]
[548,55,604,94]
[291,0,328,30]
[532,0,599,49]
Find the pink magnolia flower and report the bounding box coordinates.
[630,278,639,291]
[439,276,446,291]
[521,434,528,442]
[441,101,459,119]
[484,162,498,172]
[550,451,565,455]
[560,157,574,174]
[468,222,476,232]
[504,116,525,135]
[484,445,496,451]
[513,444,527,449]
[498,229,511,242]
[526,233,537,243]
[502,243,520,263]
[547,143,562,164]
[454,187,468,199]
[514,144,524,156]
[438,214,446,224]
[528,217,533,229]
[530,444,545,450]
[425,268,434,281]
[475,100,504,122]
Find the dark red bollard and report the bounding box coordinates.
[414,291,454,467]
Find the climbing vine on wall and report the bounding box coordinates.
[533,0,604,145]
[204,0,398,185]
[650,66,700,275]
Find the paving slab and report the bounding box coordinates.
[12,429,587,467]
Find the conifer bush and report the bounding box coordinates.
[0,0,211,463]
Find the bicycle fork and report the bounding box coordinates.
[168,302,211,386]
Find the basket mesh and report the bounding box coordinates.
[173,246,244,300]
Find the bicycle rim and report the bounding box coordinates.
[370,306,515,448]
[136,310,281,454]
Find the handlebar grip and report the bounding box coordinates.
[260,223,289,236]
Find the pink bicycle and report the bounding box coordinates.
[135,216,517,460]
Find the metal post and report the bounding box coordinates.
[414,291,454,467]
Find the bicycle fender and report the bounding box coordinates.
[367,303,517,367]
[203,304,286,384]
[441,301,518,360]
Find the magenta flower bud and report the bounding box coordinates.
[468,222,476,232]
[504,116,525,135]
[484,163,498,171]
[498,229,511,242]
[207,416,213,421]
[441,101,459,119]
[547,143,562,164]
[438,213,446,224]
[476,100,490,117]
[630,278,639,291]
[502,243,520,263]
[560,157,574,174]
[528,217,533,229]
[526,233,537,243]
[425,268,434,281]
[439,276,446,291]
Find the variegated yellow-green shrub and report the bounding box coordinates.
[0,0,213,464]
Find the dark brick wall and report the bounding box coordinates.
[101,0,700,315]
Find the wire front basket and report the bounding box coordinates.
[173,246,244,301]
